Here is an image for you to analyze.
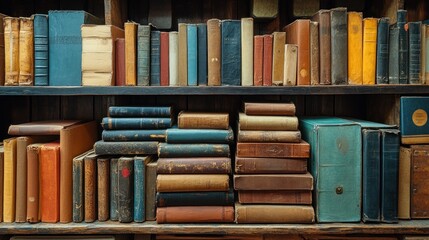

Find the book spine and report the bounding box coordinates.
[97,157,109,221]
[283,44,298,85]
[235,157,307,174]
[133,157,145,222]
[115,38,125,86]
[389,26,400,84]
[347,12,363,85]
[312,10,331,84]
[108,106,172,117]
[72,154,84,222]
[157,174,229,192]
[272,32,286,85]
[169,31,178,86]
[34,14,49,86]
[137,25,150,86]
[235,204,315,223]
[310,21,319,85]
[207,19,221,86]
[84,154,97,223]
[294,20,311,85]
[157,206,234,223]
[237,130,301,143]
[197,24,207,86]
[425,26,429,82]
[422,24,427,84]
[118,157,134,223]
[238,190,312,204]
[376,18,390,84]
[40,143,60,223]
[26,144,41,223]
[156,191,234,207]
[146,162,157,221]
[160,32,169,86]
[253,36,263,86]
[3,138,16,222]
[94,141,158,155]
[221,20,241,86]
[241,18,253,86]
[244,102,296,116]
[330,7,348,85]
[408,21,421,84]
[165,128,234,144]
[4,17,19,86]
[187,24,198,86]
[150,31,161,86]
[18,17,34,85]
[125,22,137,86]
[398,147,411,219]
[236,142,310,158]
[397,10,408,84]
[102,129,166,142]
[362,18,378,85]
[263,34,273,86]
[157,157,231,174]
[158,143,230,158]
[178,23,188,86]
[234,174,313,190]
[239,114,299,131]
[15,137,29,222]
[101,117,172,130]
[178,113,229,129]
[110,158,119,221]
[411,147,429,218]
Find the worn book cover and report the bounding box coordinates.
[362,18,378,85]
[157,190,234,207]
[410,145,429,219]
[84,152,97,223]
[241,18,253,86]
[347,12,363,85]
[3,138,16,222]
[124,22,138,86]
[165,128,233,144]
[238,190,312,204]
[158,143,230,158]
[330,8,348,85]
[40,142,60,223]
[118,157,134,223]
[235,203,315,223]
[221,20,241,86]
[133,155,153,223]
[157,157,231,174]
[236,142,309,158]
[33,14,49,86]
[157,174,229,192]
[94,141,158,155]
[271,32,285,85]
[234,173,313,191]
[4,17,20,86]
[72,150,94,223]
[19,17,34,86]
[207,19,221,86]
[97,156,110,222]
[239,113,298,131]
[400,97,429,144]
[312,10,331,84]
[253,35,263,86]
[157,206,234,223]
[115,38,125,86]
[235,156,307,174]
[178,112,229,129]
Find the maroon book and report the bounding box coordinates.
[160,32,169,86]
[254,35,263,86]
[263,34,273,86]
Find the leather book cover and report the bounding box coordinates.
[178,111,229,129]
[253,35,263,86]
[244,102,296,116]
[238,190,312,204]
[241,18,253,86]
[330,7,348,85]
[160,32,169,86]
[235,157,307,174]
[72,149,94,223]
[398,146,411,219]
[125,22,137,86]
[271,32,285,85]
[237,130,301,143]
[84,152,97,223]
[0,144,3,222]
[157,143,230,158]
[137,25,150,86]
[165,128,233,144]
[156,190,234,207]
[157,174,229,192]
[115,38,125,86]
[311,10,331,85]
[108,106,172,117]
[157,157,231,174]
[3,137,17,222]
[221,20,241,86]
[16,137,34,222]
[197,24,207,86]
[97,156,110,222]
[347,12,363,85]
[239,113,299,131]
[0,14,6,86]
[410,145,429,219]
[362,18,378,85]
[4,17,19,86]
[389,25,400,84]
[102,129,166,142]
[424,25,429,83]
[408,21,422,84]
[237,142,310,158]
[169,31,178,86]
[397,10,408,84]
[234,203,315,223]
[101,117,172,130]
[263,34,273,86]
[145,160,157,221]
[422,24,427,84]
[400,97,429,144]
[251,0,278,19]
[310,21,320,85]
[283,44,298,86]
[40,142,60,223]
[376,18,390,84]
[94,141,158,155]
[8,120,81,135]
[109,158,119,221]
[234,173,313,191]
[207,19,221,86]
[187,24,198,86]
[134,155,153,223]
[178,23,188,86]
[118,157,134,223]
[150,30,161,86]
[18,17,34,86]
[157,206,234,223]
[284,19,310,85]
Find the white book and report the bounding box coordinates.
[283,44,298,86]
[169,31,179,86]
[241,18,254,86]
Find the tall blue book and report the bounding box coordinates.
[376,18,389,84]
[48,11,101,86]
[221,20,241,86]
[187,24,198,86]
[150,31,161,86]
[408,21,421,84]
[300,117,361,222]
[33,14,49,86]
[197,23,207,86]
[133,156,153,223]
[388,26,400,84]
[397,10,408,84]
[137,25,151,86]
[110,158,119,221]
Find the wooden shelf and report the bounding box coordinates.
[0,221,429,235]
[0,85,429,96]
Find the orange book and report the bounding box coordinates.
[347,12,363,85]
[40,142,60,223]
[362,18,378,85]
[125,22,137,86]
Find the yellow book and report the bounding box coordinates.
[18,17,33,86]
[347,12,363,85]
[124,22,137,86]
[3,137,17,222]
[4,17,20,86]
[272,32,286,85]
[362,18,378,85]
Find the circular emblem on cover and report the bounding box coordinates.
[412,109,428,127]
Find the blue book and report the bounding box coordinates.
[110,158,119,221]
[197,24,208,86]
[165,128,234,143]
[137,25,150,86]
[408,21,421,84]
[150,31,161,86]
[156,190,234,207]
[300,117,361,222]
[133,156,153,223]
[101,117,172,130]
[388,26,400,84]
[400,96,429,144]
[158,143,230,158]
[376,18,390,84]
[102,129,166,142]
[397,10,408,84]
[48,10,101,86]
[221,20,241,86]
[187,24,198,86]
[108,106,172,117]
[34,14,49,86]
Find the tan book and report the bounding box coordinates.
[310,21,320,85]
[0,144,3,222]
[235,156,307,174]
[207,19,221,86]
[243,102,296,116]
[4,17,19,86]
[238,190,312,204]
[0,14,6,85]
[271,32,286,85]
[237,130,301,143]
[15,137,34,222]
[18,17,33,86]
[239,112,298,131]
[125,22,137,86]
[283,44,298,86]
[178,111,229,130]
[236,141,310,158]
[234,173,313,191]
[3,138,17,222]
[157,174,229,192]
[97,156,110,221]
[398,146,411,219]
[235,203,315,223]
[241,18,253,86]
[178,23,188,86]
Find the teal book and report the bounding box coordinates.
[221,20,241,86]
[137,25,151,86]
[400,96,429,139]
[48,10,101,86]
[197,23,208,85]
[408,21,421,84]
[300,117,361,222]
[165,128,234,143]
[187,24,198,86]
[101,117,172,130]
[110,158,119,221]
[158,143,230,158]
[34,14,49,86]
[150,31,161,86]
[94,141,158,155]
[376,18,390,84]
[102,129,166,142]
[108,106,172,117]
[134,156,153,223]
[156,190,234,207]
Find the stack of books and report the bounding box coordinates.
[156,111,234,223]
[234,102,315,223]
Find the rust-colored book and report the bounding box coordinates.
[235,157,307,174]
[234,173,313,191]
[244,102,296,116]
[160,31,169,86]
[207,19,221,86]
[239,113,298,131]
[84,152,97,223]
[97,156,110,221]
[263,34,273,86]
[284,19,310,85]
[157,157,231,174]
[238,190,312,204]
[410,145,429,219]
[8,120,81,135]
[115,38,125,86]
[40,142,60,223]
[311,10,331,85]
[237,141,310,158]
[237,130,301,143]
[235,203,315,223]
[253,35,263,86]
[178,111,229,130]
[157,174,229,192]
[157,206,234,223]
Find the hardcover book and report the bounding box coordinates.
[234,173,313,191]
[156,190,234,207]
[283,44,298,86]
[197,24,207,86]
[397,10,408,84]
[118,157,134,223]
[409,145,429,218]
[4,17,19,86]
[157,174,229,192]
[0,14,6,85]
[157,206,234,223]
[178,112,229,129]
[271,32,286,85]
[124,22,138,86]
[221,20,241,86]
[241,18,253,86]
[376,18,390,84]
[400,97,429,144]
[110,158,119,221]
[145,160,157,221]
[362,18,378,85]
[150,31,161,86]
[160,31,169,86]
[207,19,221,86]
[137,25,150,86]
[235,157,307,174]
[234,203,315,223]
[102,129,166,142]
[108,106,172,117]
[239,113,298,131]
[3,138,17,222]
[40,142,60,223]
[187,25,197,86]
[347,12,363,85]
[263,34,273,86]
[330,7,348,85]
[94,141,158,155]
[310,21,320,85]
[178,23,187,86]
[312,10,331,84]
[72,150,94,223]
[237,130,301,143]
[165,128,234,144]
[253,35,263,86]
[26,143,43,223]
[169,31,178,86]
[244,102,296,116]
[101,117,172,130]
[158,143,230,158]
[236,142,310,158]
[408,21,422,84]
[157,157,231,174]
[19,17,34,86]
[115,38,125,86]
[238,190,312,204]
[389,25,400,84]
[97,156,110,221]
[134,155,153,222]
[84,152,97,223]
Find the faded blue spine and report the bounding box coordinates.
[150,31,161,86]
[118,157,134,223]
[137,25,151,86]
[165,128,233,143]
[397,10,408,84]
[408,21,421,84]
[110,158,119,221]
[376,18,389,84]
[133,157,145,222]
[388,26,400,84]
[108,106,172,117]
[187,24,198,86]
[197,24,208,85]
[158,143,230,157]
[34,14,49,86]
[102,129,166,142]
[101,117,172,130]
[94,141,159,155]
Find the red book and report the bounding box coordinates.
[160,32,169,86]
[40,142,60,223]
[254,35,263,86]
[263,34,273,86]
[115,38,125,86]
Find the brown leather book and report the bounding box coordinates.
[178,23,188,86]
[97,156,110,221]
[157,157,231,174]
[398,146,411,219]
[0,14,6,86]
[310,21,320,85]
[238,190,312,204]
[237,130,301,143]
[312,10,331,85]
[26,143,42,223]
[4,17,19,86]
[8,120,81,135]
[157,235,263,240]
[178,111,229,130]
[160,32,169,86]
[253,35,263,86]
[40,142,60,223]
[410,145,429,219]
[125,22,137,86]
[237,141,310,158]
[263,34,273,86]
[244,102,296,116]
[235,157,307,174]
[271,32,285,85]
[15,137,33,222]
[84,152,97,223]
[207,19,221,86]
[146,160,157,221]
[235,203,315,223]
[284,19,311,85]
[157,174,229,192]
[157,206,234,223]
[115,38,125,86]
[234,173,313,191]
[0,144,3,222]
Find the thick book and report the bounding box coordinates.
[330,7,348,85]
[310,21,319,85]
[362,18,378,85]
[115,38,125,86]
[221,20,241,86]
[271,32,286,85]
[408,21,422,84]
[8,120,81,135]
[40,142,60,223]
[409,145,429,218]
[137,25,150,86]
[108,106,172,117]
[110,158,119,221]
[347,12,363,85]
[169,31,178,86]
[84,152,97,223]
[253,35,263,86]
[0,145,3,222]
[234,173,313,191]
[19,17,34,85]
[312,10,331,85]
[237,142,310,158]
[239,113,298,131]
[157,174,229,192]
[237,130,301,143]
[125,22,138,86]
[158,143,230,158]
[197,24,207,86]
[48,11,101,86]
[376,18,390,84]
[72,150,94,223]
[157,206,234,223]
[398,146,411,219]
[235,203,315,223]
[97,156,110,221]
[150,31,161,86]
[118,157,134,223]
[187,24,198,86]
[156,190,234,207]
[178,111,229,129]
[4,17,19,86]
[94,141,158,155]
[397,10,408,84]
[101,117,172,130]
[235,157,307,174]
[26,143,43,223]
[207,19,221,86]
[102,129,166,142]
[283,44,298,85]
[3,138,17,222]
[400,97,429,144]
[389,25,400,84]
[160,32,169,86]
[284,19,310,85]
[244,102,296,116]
[145,160,157,221]
[178,23,187,86]
[300,117,361,222]
[241,18,253,86]
[263,34,273,86]
[165,128,234,144]
[157,157,231,174]
[238,190,312,204]
[134,155,153,223]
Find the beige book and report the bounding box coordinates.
[241,18,253,86]
[398,146,411,219]
[283,44,298,86]
[82,52,114,72]
[18,17,33,85]
[207,19,221,86]
[178,23,188,86]
[0,14,6,86]
[239,112,299,131]
[272,32,286,85]
[169,31,178,86]
[82,72,115,86]
[125,22,137,86]
[4,17,19,86]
